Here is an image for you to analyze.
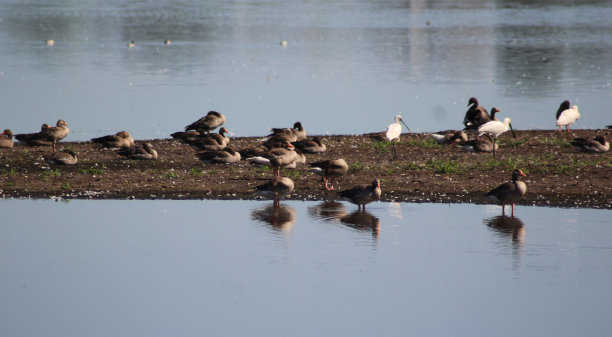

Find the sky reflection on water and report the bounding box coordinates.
[1,1,612,140]
[1,199,611,337]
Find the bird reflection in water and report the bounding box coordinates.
[484,215,526,247]
[251,203,296,232]
[308,201,380,238]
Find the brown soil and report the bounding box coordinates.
[1,129,611,209]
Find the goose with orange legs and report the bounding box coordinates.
[44,119,70,152]
[339,179,381,210]
[309,158,348,190]
[486,169,527,217]
[254,176,295,208]
[246,141,298,177]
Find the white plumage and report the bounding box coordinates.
[386,115,409,141]
[556,105,580,131]
[478,117,514,158]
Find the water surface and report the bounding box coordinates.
[1,199,611,337]
[1,0,611,140]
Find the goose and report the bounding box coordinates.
[570,136,609,153]
[247,141,298,176]
[269,122,306,141]
[292,137,327,153]
[458,134,498,153]
[253,176,295,208]
[309,158,349,190]
[184,111,225,134]
[0,129,14,148]
[43,149,77,165]
[486,169,527,216]
[197,148,241,163]
[556,100,580,132]
[15,124,53,147]
[44,119,70,152]
[91,131,134,149]
[116,143,158,160]
[463,97,491,131]
[430,130,468,145]
[339,179,381,210]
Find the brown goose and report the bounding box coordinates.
[571,136,609,153]
[293,137,327,153]
[189,127,231,151]
[246,141,298,176]
[309,158,349,190]
[0,129,14,148]
[43,149,77,165]
[339,179,381,210]
[116,142,158,160]
[486,169,527,216]
[15,124,52,146]
[458,134,498,153]
[44,119,70,152]
[184,111,225,134]
[430,130,468,144]
[253,176,295,208]
[197,147,241,164]
[463,97,491,132]
[263,134,294,149]
[269,122,306,141]
[91,131,134,149]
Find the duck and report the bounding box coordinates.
[197,147,241,164]
[292,137,327,153]
[463,97,491,131]
[269,122,306,141]
[91,131,134,149]
[309,158,349,190]
[477,117,515,158]
[116,143,158,160]
[430,130,468,145]
[14,124,52,146]
[253,176,295,208]
[486,169,527,216]
[570,136,609,153]
[0,129,14,148]
[339,179,381,210]
[458,134,499,153]
[184,111,225,134]
[44,119,70,152]
[556,100,580,133]
[43,149,77,165]
[246,141,298,176]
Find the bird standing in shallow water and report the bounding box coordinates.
[556,100,580,133]
[339,179,381,210]
[254,176,295,208]
[486,169,527,217]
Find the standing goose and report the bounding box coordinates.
[91,131,134,149]
[116,143,158,160]
[0,129,14,148]
[197,147,241,163]
[477,117,515,158]
[463,97,491,131]
[184,111,225,134]
[570,136,609,153]
[309,158,349,190]
[15,124,52,146]
[339,179,382,210]
[254,176,295,208]
[555,100,580,132]
[486,169,527,216]
[269,122,306,141]
[43,149,78,165]
[292,137,327,153]
[44,119,70,152]
[246,141,298,176]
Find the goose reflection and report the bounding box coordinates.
[307,201,348,221]
[340,210,381,238]
[484,215,526,246]
[251,203,296,232]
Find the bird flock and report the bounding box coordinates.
[1,98,609,215]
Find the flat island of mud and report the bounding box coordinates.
[1,129,610,209]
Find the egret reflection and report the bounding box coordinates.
[251,203,296,232]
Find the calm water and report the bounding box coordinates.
[1,199,611,337]
[1,1,612,140]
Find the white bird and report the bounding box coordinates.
[385,115,410,159]
[555,100,580,133]
[478,117,515,158]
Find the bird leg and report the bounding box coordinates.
[391,141,397,160]
[511,203,515,217]
[324,178,332,190]
[273,198,280,208]
[52,141,57,153]
[502,205,505,216]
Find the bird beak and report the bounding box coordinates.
[400,120,411,133]
[509,123,516,138]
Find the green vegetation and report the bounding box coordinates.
[405,139,441,149]
[426,158,460,174]
[349,161,364,173]
[79,166,105,175]
[367,141,392,152]
[0,168,17,175]
[60,182,71,190]
[190,168,203,176]
[166,170,179,179]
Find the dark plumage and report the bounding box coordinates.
[486,169,527,216]
[339,179,382,210]
[91,131,134,149]
[184,111,225,134]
